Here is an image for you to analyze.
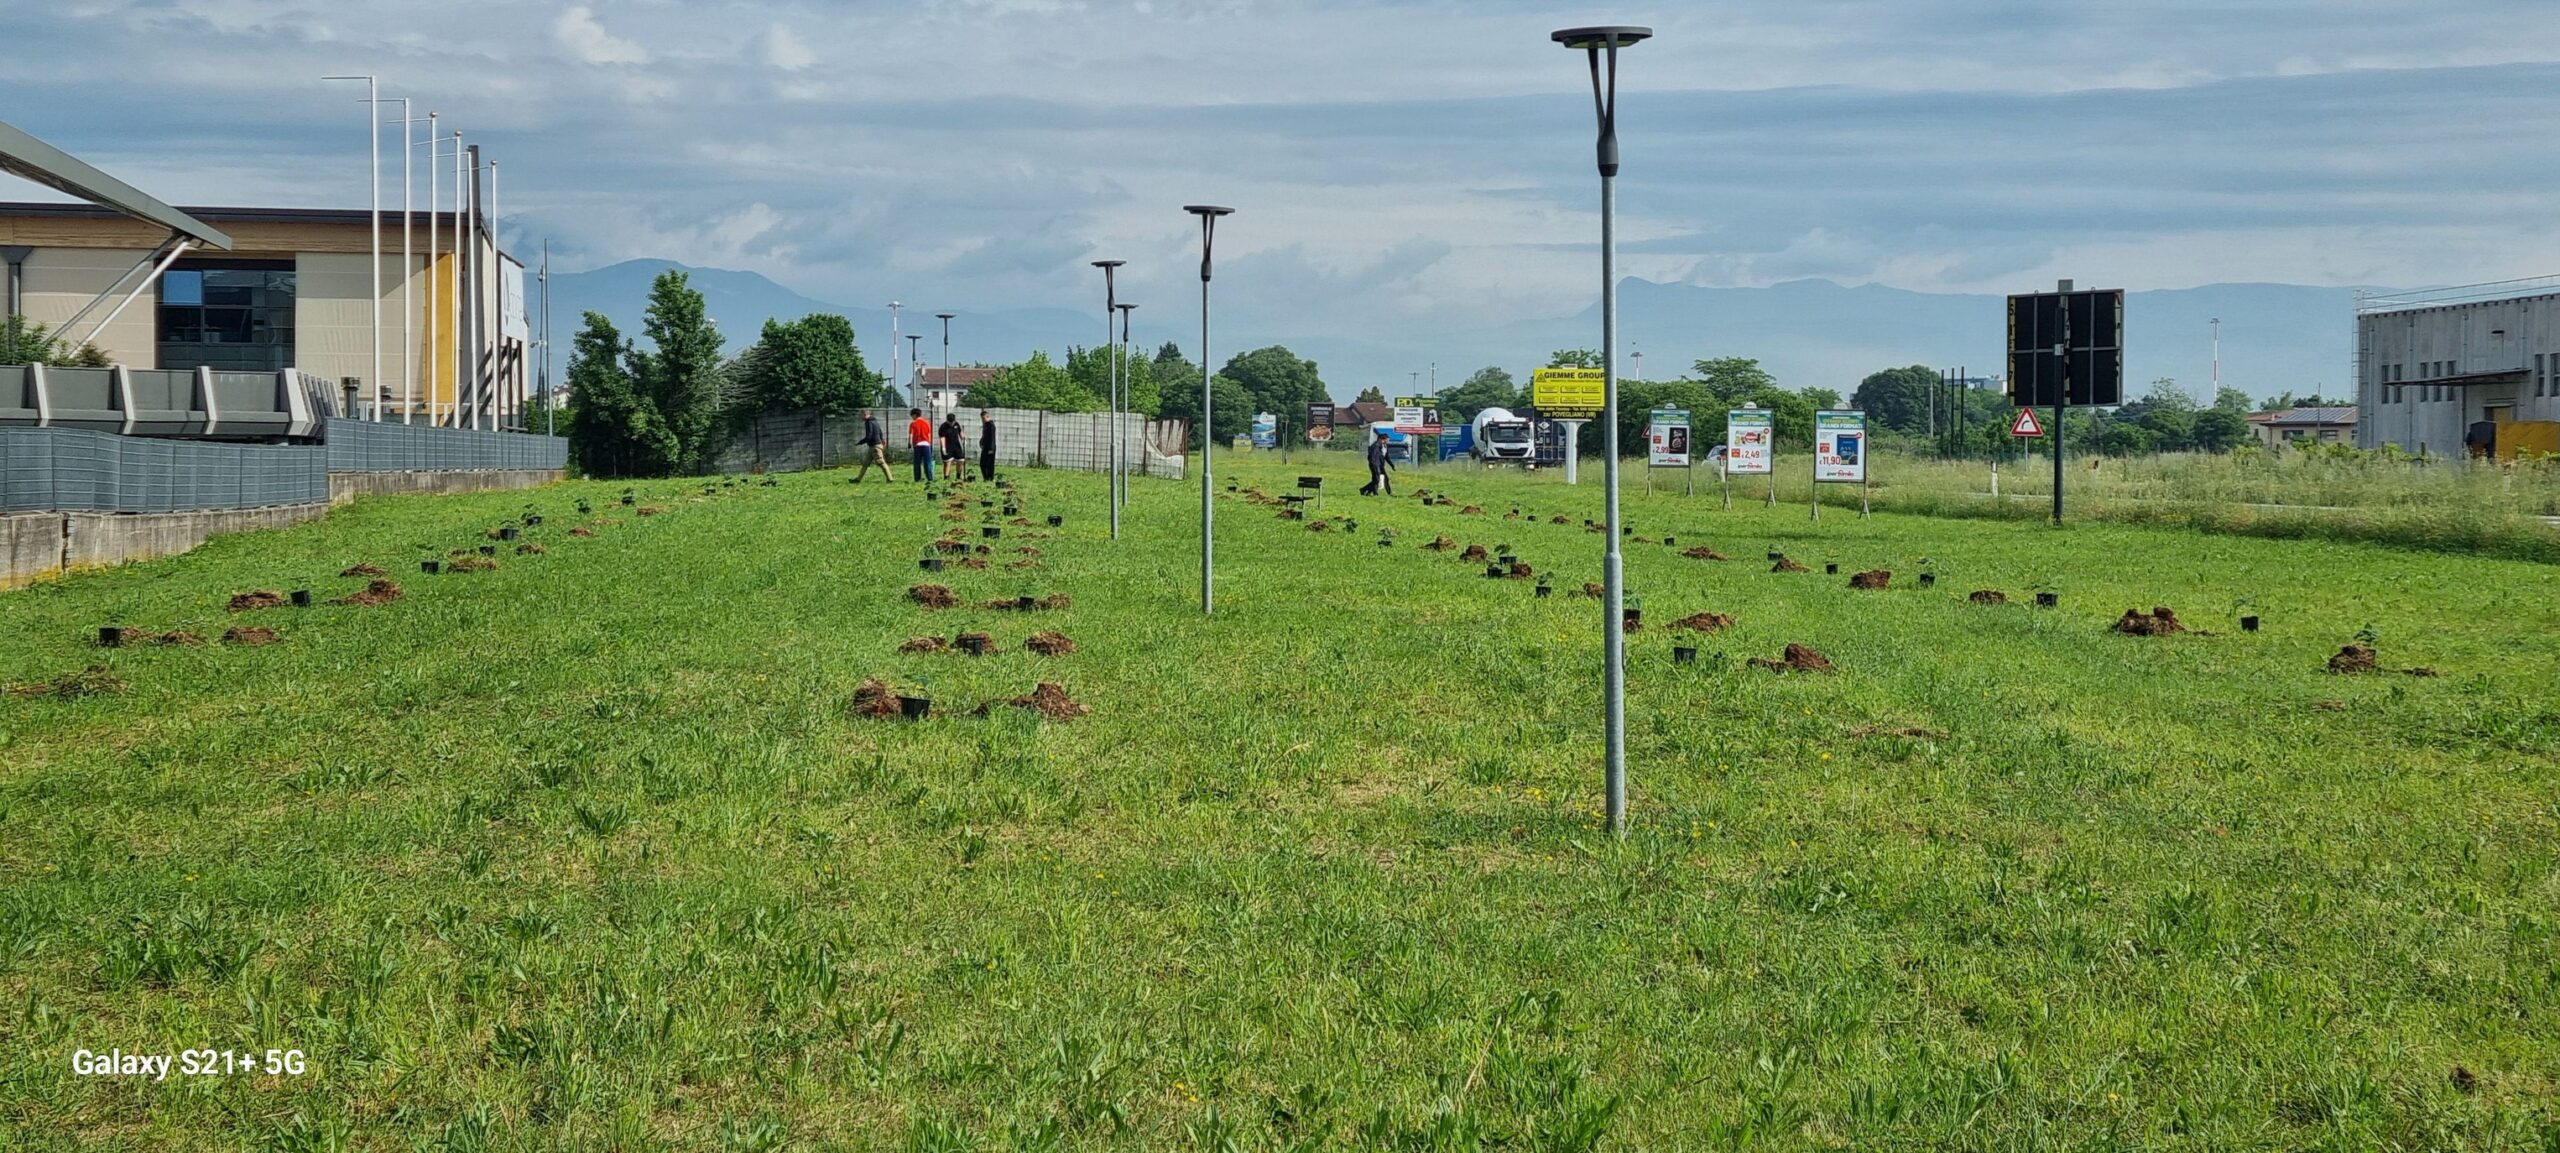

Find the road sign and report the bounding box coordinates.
[1648,408,1690,467]
[2006,288,2124,408]
[1725,408,1773,475]
[1392,396,1442,435]
[2010,407,2044,437]
[1530,367,1605,419]
[1814,410,1867,483]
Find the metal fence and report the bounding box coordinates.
[711,406,1187,479]
[322,417,568,473]
[1,426,328,513]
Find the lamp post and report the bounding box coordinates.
[1184,205,1233,617]
[324,75,382,420]
[906,334,922,402]
[1093,259,1126,538]
[1117,302,1137,506]
[936,313,955,416]
[1554,23,1650,839]
[887,301,903,403]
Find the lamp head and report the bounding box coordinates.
[935,312,955,321]
[1183,205,1235,218]
[1551,25,1652,49]
[1092,260,1126,269]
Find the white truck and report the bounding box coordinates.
[1473,406,1535,463]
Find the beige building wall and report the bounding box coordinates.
[16,247,159,366]
[297,253,439,413]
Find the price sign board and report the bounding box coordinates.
[1391,396,1442,435]
[1648,408,1690,467]
[1814,410,1868,484]
[1725,408,1774,475]
[1530,368,1605,419]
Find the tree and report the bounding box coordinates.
[1353,385,1387,404]
[738,312,875,416]
[1438,366,1519,424]
[1067,344,1159,417]
[2,314,107,366]
[1547,349,1603,369]
[1217,345,1327,424]
[965,350,1096,412]
[1798,386,1843,411]
[1849,366,1939,433]
[1158,372,1251,448]
[564,311,673,478]
[632,271,725,474]
[1692,357,1776,405]
[2192,407,2250,452]
[2212,386,2253,414]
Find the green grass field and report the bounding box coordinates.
[2,457,2555,1151]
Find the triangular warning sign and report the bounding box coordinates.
[2010,407,2045,437]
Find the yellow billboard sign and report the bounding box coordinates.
[1531,367,1606,419]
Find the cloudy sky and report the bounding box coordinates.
[7,1,2560,370]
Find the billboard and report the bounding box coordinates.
[1305,402,1334,442]
[1392,396,1442,435]
[1438,423,1476,461]
[2006,287,2125,408]
[1648,408,1690,467]
[1251,412,1277,449]
[1530,367,1605,419]
[1725,408,1774,475]
[1814,410,1867,483]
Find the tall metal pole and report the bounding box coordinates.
[2211,317,2221,396]
[397,98,414,423]
[936,313,954,418]
[907,335,922,400]
[451,132,465,427]
[325,76,381,419]
[1186,206,1232,617]
[2055,279,2071,526]
[491,159,506,430]
[1119,302,1137,505]
[1093,261,1124,537]
[888,301,902,403]
[540,239,552,436]
[1556,25,1649,839]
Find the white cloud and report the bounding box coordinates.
[553,5,647,66]
[762,22,814,72]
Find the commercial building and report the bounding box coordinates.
[2,201,528,428]
[2356,279,2560,458]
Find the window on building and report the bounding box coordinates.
[158,261,295,373]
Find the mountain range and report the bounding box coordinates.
[546,259,2364,407]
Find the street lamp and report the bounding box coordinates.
[1553,23,1650,839]
[1093,259,1126,539]
[1184,205,1233,617]
[888,301,903,402]
[906,334,923,403]
[323,75,382,420]
[936,313,956,415]
[1117,301,1138,508]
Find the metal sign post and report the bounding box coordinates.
[2007,279,2124,525]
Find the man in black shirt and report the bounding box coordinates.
[1362,429,1395,496]
[853,411,893,483]
[977,410,998,481]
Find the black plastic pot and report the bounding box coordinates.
[1003,506,1020,517]
[525,515,543,527]
[958,635,989,655]
[1674,646,1698,665]
[898,695,932,720]
[1379,538,1395,548]
[291,590,313,607]
[2036,592,2059,608]
[98,626,124,648]
[2241,615,2260,632]
[1663,537,1676,547]
[499,527,519,541]
[1344,520,1359,531]
[1767,551,1783,561]
[1824,563,1839,575]
[1497,554,1517,566]
[983,526,1001,539]
[1623,609,1643,630]
[479,545,497,556]
[576,503,592,514]
[1487,564,1507,578]
[1919,574,1936,588]
[1535,585,1552,599]
[980,500,994,508]
[421,560,441,574]
[1622,526,1634,536]
[921,558,945,572]
[1048,515,1063,527]
[620,495,634,506]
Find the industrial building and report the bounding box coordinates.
[2356,279,2560,459]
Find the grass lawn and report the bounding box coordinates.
[1,456,2555,1151]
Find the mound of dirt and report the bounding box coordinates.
[1460,544,1490,562]
[221,626,282,647]
[850,677,904,717]
[956,631,1000,655]
[908,584,959,609]
[1504,510,1523,520]
[1506,561,1534,580]
[1461,505,1484,515]
[2328,644,2379,674]
[933,538,972,554]
[227,590,287,612]
[446,555,498,573]
[960,557,990,570]
[1669,612,1735,633]
[1308,520,1334,532]
[154,630,207,646]
[1747,643,1834,673]
[8,665,128,699]
[2115,606,2185,636]
[568,527,597,538]
[1572,582,1608,599]
[1039,593,1072,610]
[1849,570,1892,590]
[1006,560,1044,572]
[339,563,389,578]
[979,682,1091,721]
[1968,590,2009,605]
[1682,547,1729,561]
[1010,517,1034,527]
[1847,723,1949,740]
[899,636,949,654]
[1014,546,1043,557]
[1424,535,1458,552]
[333,580,404,607]
[1551,515,1570,525]
[1770,556,1809,574]
[516,543,547,556]
[1585,523,1606,534]
[1027,631,1078,656]
[940,509,971,522]
[637,507,664,517]
[1277,508,1305,521]
[1633,537,1656,545]
[2404,666,2441,678]
[99,627,148,646]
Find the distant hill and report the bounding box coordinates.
[545,260,2367,407]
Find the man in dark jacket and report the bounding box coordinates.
[977,410,998,481]
[1361,429,1395,495]
[853,411,893,483]
[938,413,966,480]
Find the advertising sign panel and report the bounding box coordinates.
[1648,408,1690,467]
[1305,402,1334,442]
[1814,410,1867,483]
[1725,409,1774,475]
[1251,412,1277,450]
[1530,368,1605,419]
[1391,397,1442,435]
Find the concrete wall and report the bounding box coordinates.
[328,469,562,504]
[2,503,329,590]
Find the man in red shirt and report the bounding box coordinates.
[907,408,935,482]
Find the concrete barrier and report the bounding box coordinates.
[329,469,565,504]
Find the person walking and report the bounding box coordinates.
[853,410,893,483]
[1361,428,1396,496]
[939,412,966,481]
[908,408,936,482]
[977,409,998,482]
